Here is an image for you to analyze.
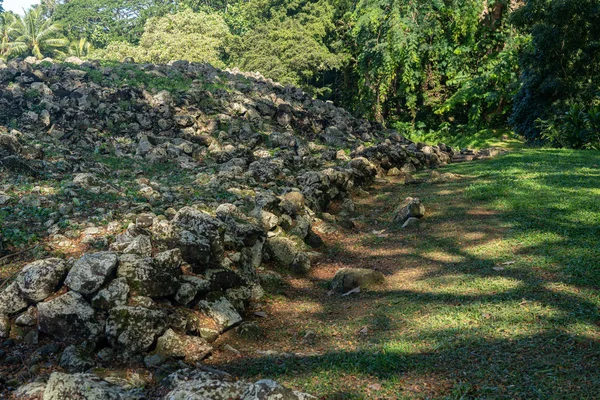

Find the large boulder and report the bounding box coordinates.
[41,372,142,400]
[16,258,67,303]
[116,249,182,298]
[64,252,118,295]
[105,306,167,354]
[392,197,425,224]
[37,291,103,339]
[330,268,385,293]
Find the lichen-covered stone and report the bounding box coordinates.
[116,249,181,298]
[105,306,167,354]
[242,379,317,400]
[16,258,67,303]
[41,372,142,400]
[91,278,130,310]
[0,314,10,338]
[155,328,212,362]
[197,297,242,333]
[164,370,249,400]
[0,282,28,315]
[37,291,102,339]
[330,268,385,293]
[392,197,425,224]
[64,252,118,295]
[59,344,95,373]
[15,306,37,326]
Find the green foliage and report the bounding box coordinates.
[510,0,600,143]
[348,0,519,126]
[92,9,229,67]
[537,102,600,149]
[7,7,69,59]
[225,0,347,95]
[228,18,345,93]
[69,37,92,57]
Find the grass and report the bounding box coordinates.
[209,149,600,399]
[405,128,524,151]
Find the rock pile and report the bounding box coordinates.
[0,56,455,396]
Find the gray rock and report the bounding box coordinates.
[91,278,129,310]
[392,197,425,224]
[330,268,385,293]
[116,249,181,298]
[16,258,67,303]
[42,372,142,400]
[155,328,212,362]
[197,297,242,333]
[13,381,46,399]
[164,370,249,400]
[242,379,317,399]
[0,282,28,315]
[38,291,102,339]
[59,344,95,372]
[0,314,10,338]
[105,306,167,354]
[64,252,118,295]
[15,306,37,326]
[122,235,152,257]
[401,217,421,229]
[72,173,102,189]
[265,236,298,267]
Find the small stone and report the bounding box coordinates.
[331,268,385,293]
[0,314,10,338]
[392,197,425,224]
[301,330,317,345]
[144,353,166,367]
[15,306,37,326]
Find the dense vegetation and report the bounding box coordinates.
[1,0,599,149]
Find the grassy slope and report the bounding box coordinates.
[211,149,600,399]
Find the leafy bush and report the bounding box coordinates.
[537,103,600,149]
[92,9,229,67]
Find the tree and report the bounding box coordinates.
[69,37,92,57]
[510,0,600,143]
[8,7,69,59]
[0,0,3,14]
[52,0,220,48]
[347,0,518,124]
[0,13,12,59]
[92,9,230,67]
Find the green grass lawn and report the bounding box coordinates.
[212,149,600,399]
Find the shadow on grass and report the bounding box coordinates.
[213,149,600,398]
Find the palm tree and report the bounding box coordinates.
[69,37,92,58]
[0,13,11,59]
[9,7,68,59]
